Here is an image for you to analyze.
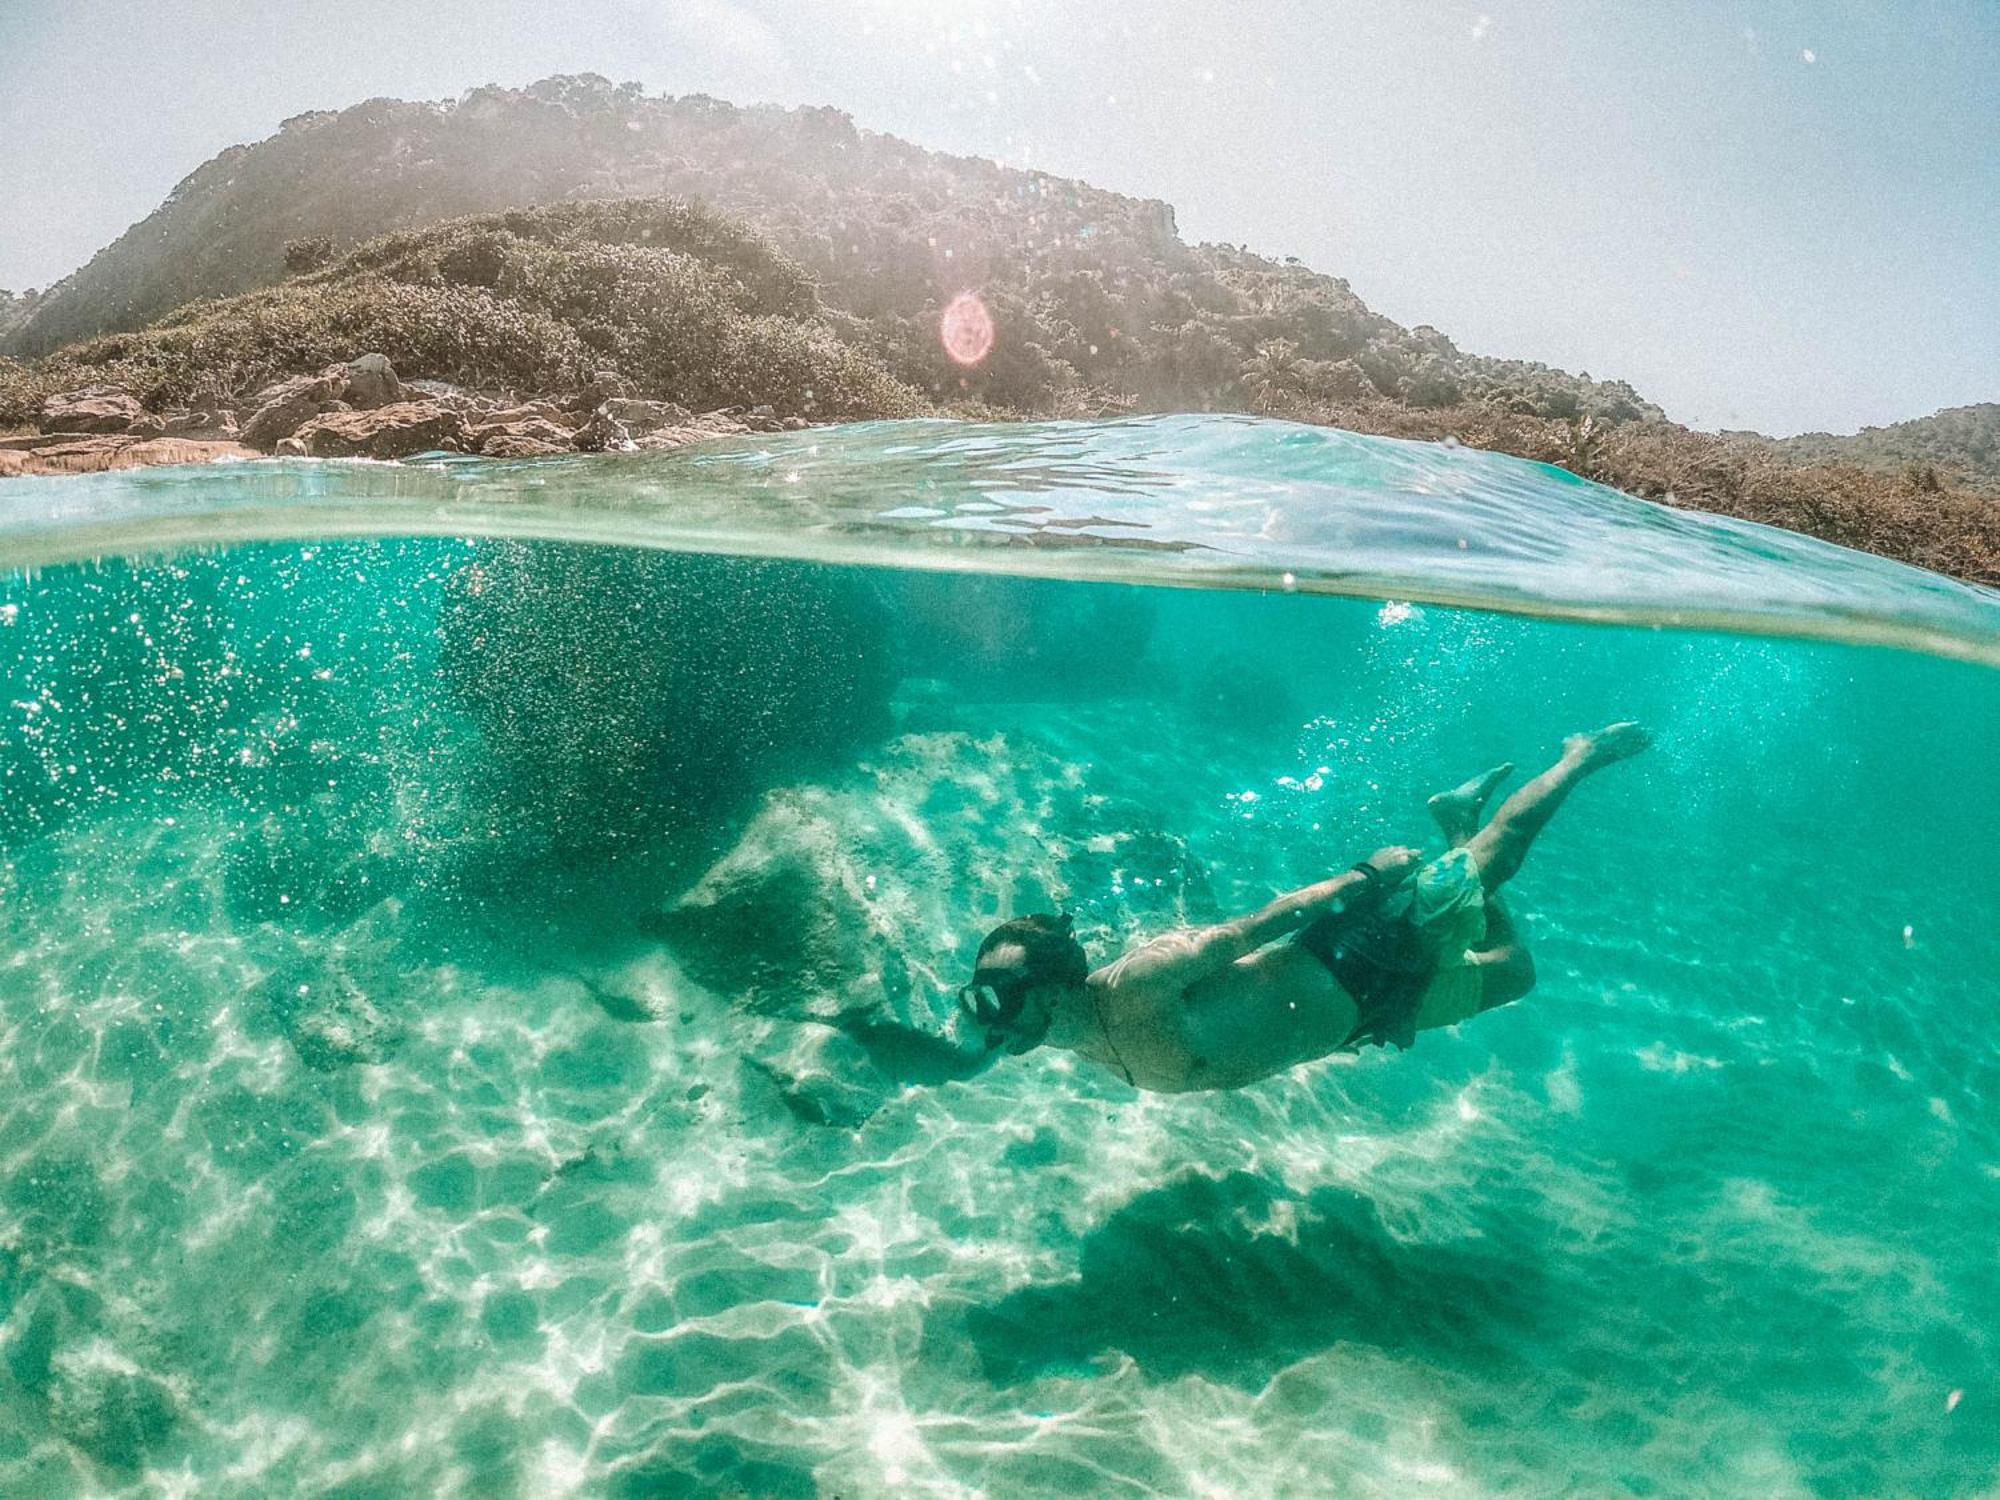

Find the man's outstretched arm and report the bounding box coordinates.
[1104,845,1420,991]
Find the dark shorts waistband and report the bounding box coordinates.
[1296,909,1431,1052]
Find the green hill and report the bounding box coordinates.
[1754,404,2000,491]
[2,74,1655,425]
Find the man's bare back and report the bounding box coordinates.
[1075,932,1365,1091]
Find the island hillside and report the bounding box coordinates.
[2,75,1992,584]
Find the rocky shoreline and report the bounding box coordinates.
[0,351,801,479]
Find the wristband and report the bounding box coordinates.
[1349,861,1382,883]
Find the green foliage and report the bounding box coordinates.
[0,199,923,423]
[1762,404,2000,492]
[1566,414,1605,477]
[0,289,37,346]
[282,236,334,275]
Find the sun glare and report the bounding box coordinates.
[940,291,996,366]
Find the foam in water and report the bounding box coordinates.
[0,418,1994,1496]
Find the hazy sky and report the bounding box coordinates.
[1,0,1993,435]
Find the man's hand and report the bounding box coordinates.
[1362,845,1422,883]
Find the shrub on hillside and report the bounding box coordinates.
[0,199,923,424]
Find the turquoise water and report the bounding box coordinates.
[0,418,1996,1496]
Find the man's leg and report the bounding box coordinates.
[1427,771,1537,1004]
[1462,722,1650,893]
[1427,761,1513,847]
[1469,895,1535,1011]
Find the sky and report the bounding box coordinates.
[0,0,1993,436]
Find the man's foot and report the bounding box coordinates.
[1428,762,1514,843]
[1563,721,1653,770]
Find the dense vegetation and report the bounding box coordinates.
[0,290,40,346]
[0,200,920,421]
[1754,403,2000,492]
[3,75,1992,582]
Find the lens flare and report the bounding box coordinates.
[941,291,995,367]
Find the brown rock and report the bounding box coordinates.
[600,398,693,437]
[632,425,717,451]
[404,379,484,411]
[484,402,580,430]
[0,437,258,477]
[573,409,633,452]
[479,434,572,458]
[161,410,240,439]
[564,371,633,413]
[241,373,346,449]
[292,401,469,458]
[340,353,403,410]
[39,386,146,434]
[469,417,577,456]
[275,437,309,458]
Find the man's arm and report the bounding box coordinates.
[1104,845,1420,992]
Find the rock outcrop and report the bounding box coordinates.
[291,401,470,458]
[240,371,347,448]
[468,416,576,457]
[599,398,692,437]
[160,409,239,439]
[340,352,404,409]
[0,436,257,476]
[4,350,776,480]
[572,407,633,452]
[38,386,147,434]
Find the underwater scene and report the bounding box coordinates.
[0,418,1995,1497]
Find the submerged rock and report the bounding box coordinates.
[437,544,895,857]
[654,730,1215,1048]
[254,946,405,1071]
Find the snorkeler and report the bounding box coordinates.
[954,722,1651,1092]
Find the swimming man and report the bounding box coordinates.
[954,723,1650,1091]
